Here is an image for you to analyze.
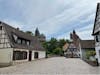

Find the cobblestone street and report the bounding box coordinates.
[0,57,100,74]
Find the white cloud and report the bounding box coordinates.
[0,0,100,40]
[77,29,94,40]
[2,19,24,29]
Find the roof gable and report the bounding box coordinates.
[80,40,95,49]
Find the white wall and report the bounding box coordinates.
[81,49,86,59]
[79,43,82,58]
[32,50,45,60]
[32,51,35,60]
[0,48,13,66]
[39,51,46,59]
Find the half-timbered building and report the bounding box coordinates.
[0,21,46,67]
[63,30,95,59]
[92,3,100,64]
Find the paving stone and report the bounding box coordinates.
[0,57,100,74]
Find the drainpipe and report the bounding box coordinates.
[96,58,99,66]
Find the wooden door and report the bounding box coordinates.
[29,51,32,61]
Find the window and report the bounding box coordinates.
[23,51,27,59]
[13,34,18,42]
[13,51,27,60]
[17,39,21,44]
[22,40,25,44]
[96,35,99,42]
[96,35,100,42]
[27,41,30,45]
[0,26,2,30]
[13,51,20,60]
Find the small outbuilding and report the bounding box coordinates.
[79,40,95,59]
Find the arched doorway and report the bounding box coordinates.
[34,52,38,59]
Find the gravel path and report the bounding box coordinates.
[0,57,100,74]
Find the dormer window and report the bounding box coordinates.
[17,39,21,44]
[22,40,25,44]
[12,34,30,45]
[27,41,30,45]
[13,34,18,42]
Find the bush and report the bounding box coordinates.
[53,47,63,55]
[86,50,96,59]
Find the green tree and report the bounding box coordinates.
[49,38,58,52]
[26,31,34,36]
[42,37,69,56]
[66,39,70,43]
[58,39,66,48]
[86,50,96,59]
[53,47,63,55]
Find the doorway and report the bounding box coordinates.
[34,52,38,59]
[29,51,32,61]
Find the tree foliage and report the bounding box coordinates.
[86,50,96,59]
[43,37,69,56]
[58,39,66,48]
[53,47,63,55]
[26,31,34,36]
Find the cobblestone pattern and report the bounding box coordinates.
[0,57,100,74]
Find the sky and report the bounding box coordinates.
[0,0,100,40]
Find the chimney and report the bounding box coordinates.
[16,27,19,30]
[0,21,1,24]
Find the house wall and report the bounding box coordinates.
[32,50,45,60]
[95,35,100,64]
[81,49,87,59]
[39,51,46,59]
[93,3,100,64]
[79,43,82,58]
[0,48,13,67]
[64,48,80,58]
[13,49,45,62]
[0,25,11,49]
[0,48,46,66]
[95,46,100,63]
